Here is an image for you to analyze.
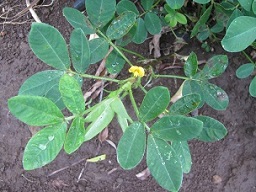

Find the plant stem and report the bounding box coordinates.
[153,74,189,80]
[143,123,151,132]
[97,30,133,66]
[65,115,76,122]
[117,46,146,60]
[139,84,147,94]
[129,89,139,118]
[242,51,255,64]
[69,71,120,83]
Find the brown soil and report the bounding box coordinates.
[1,1,256,192]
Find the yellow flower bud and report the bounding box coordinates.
[129,66,145,77]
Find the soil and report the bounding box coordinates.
[1,1,256,192]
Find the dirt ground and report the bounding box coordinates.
[1,1,256,192]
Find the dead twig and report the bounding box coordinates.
[21,174,36,183]
[26,0,41,22]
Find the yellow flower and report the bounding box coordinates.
[129,66,145,77]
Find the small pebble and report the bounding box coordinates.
[212,175,222,184]
[116,178,123,183]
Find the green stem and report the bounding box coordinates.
[242,51,255,64]
[65,115,76,122]
[139,84,147,94]
[143,123,151,132]
[170,27,178,39]
[117,46,146,60]
[129,89,139,118]
[153,74,189,80]
[69,71,120,83]
[97,30,133,66]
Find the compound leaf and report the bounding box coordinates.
[169,94,201,115]
[63,7,94,35]
[194,116,227,142]
[202,82,229,110]
[89,37,109,64]
[106,50,126,74]
[249,76,256,97]
[147,134,183,191]
[23,122,67,170]
[191,5,212,37]
[141,0,154,10]
[18,70,65,109]
[139,86,170,122]
[184,52,198,77]
[84,99,115,141]
[29,23,70,70]
[166,0,185,9]
[117,122,145,169]
[86,0,116,28]
[236,63,254,79]
[151,115,203,141]
[133,18,148,44]
[221,16,256,52]
[59,74,85,115]
[64,117,85,154]
[144,12,162,35]
[116,0,139,15]
[106,11,137,40]
[172,141,192,173]
[70,28,90,73]
[8,95,64,126]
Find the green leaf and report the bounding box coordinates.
[64,117,85,154]
[191,5,212,37]
[198,55,229,79]
[210,21,224,33]
[172,141,192,173]
[194,116,227,142]
[18,70,65,109]
[151,115,203,141]
[236,63,255,79]
[238,0,253,11]
[193,0,210,4]
[141,0,154,10]
[226,9,243,29]
[110,97,131,121]
[144,12,162,35]
[86,0,116,28]
[70,29,90,73]
[253,0,256,14]
[29,23,70,70]
[117,115,129,132]
[249,76,256,97]
[176,12,187,24]
[59,74,85,114]
[133,18,148,44]
[184,52,198,77]
[197,27,210,41]
[203,82,229,110]
[169,94,201,115]
[89,37,109,64]
[117,122,145,169]
[106,50,126,74]
[8,96,64,126]
[23,122,67,170]
[139,86,170,122]
[106,11,137,40]
[147,134,183,191]
[183,80,205,108]
[221,16,256,52]
[63,7,95,35]
[84,99,115,141]
[115,25,137,46]
[116,0,139,15]
[166,0,185,9]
